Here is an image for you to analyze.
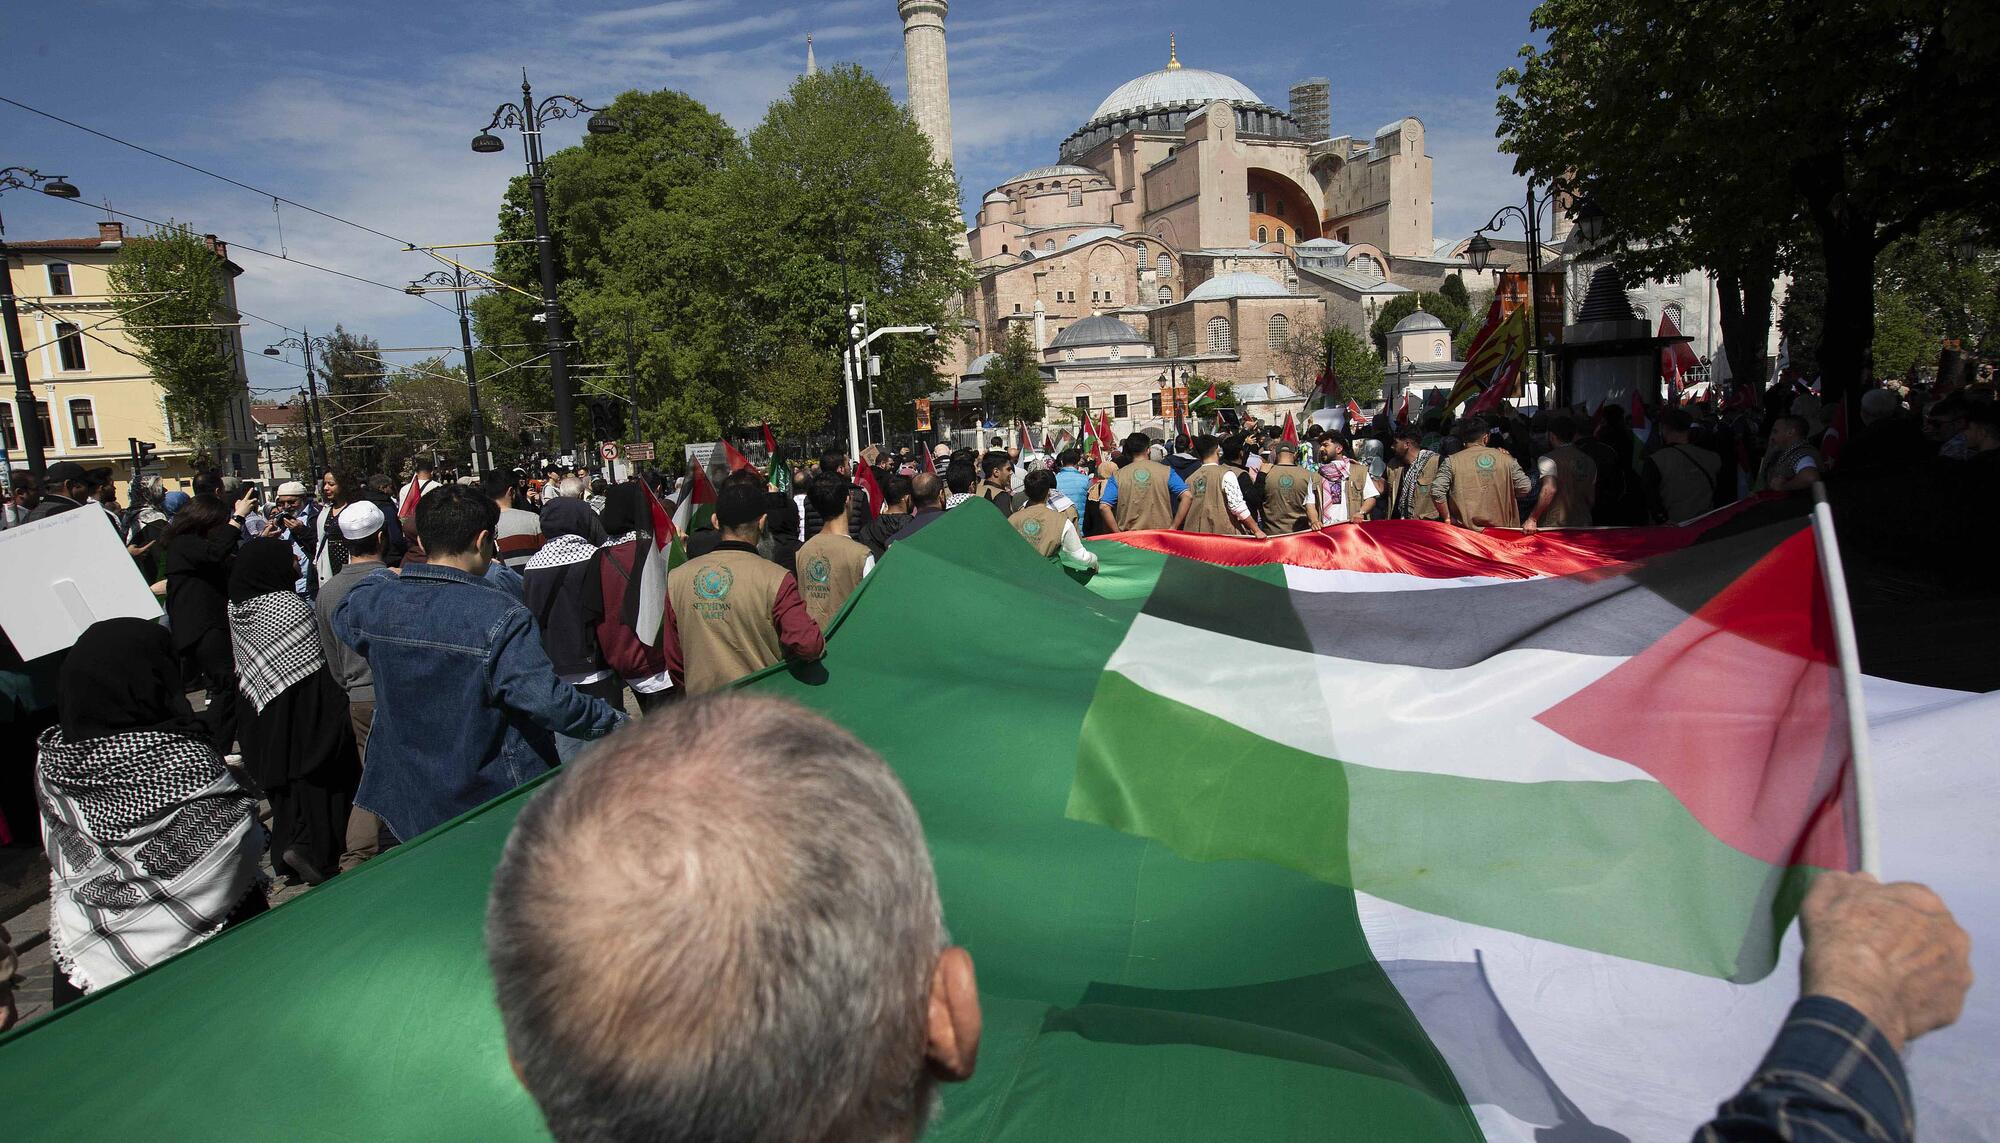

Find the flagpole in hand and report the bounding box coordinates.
[1809,483,1878,876]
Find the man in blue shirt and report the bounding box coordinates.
[333,484,622,841]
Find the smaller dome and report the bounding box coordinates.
[965,351,999,376]
[1184,272,1292,302]
[1391,308,1448,335]
[1062,226,1124,250]
[1049,314,1147,349]
[1005,163,1103,185]
[982,190,1010,204]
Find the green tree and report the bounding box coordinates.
[1870,290,1935,381]
[712,64,971,434]
[1499,0,2000,408]
[1438,273,1471,314]
[1779,248,1827,380]
[750,338,843,439]
[979,325,1047,425]
[106,223,238,463]
[1877,216,1997,358]
[313,324,389,474]
[1455,288,1495,357]
[1325,327,1384,403]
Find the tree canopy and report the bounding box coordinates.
[979,324,1046,426]
[1369,292,1469,357]
[107,224,238,463]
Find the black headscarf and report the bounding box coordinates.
[599,483,648,539]
[58,617,208,742]
[229,536,301,604]
[539,496,607,545]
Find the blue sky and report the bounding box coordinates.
[2,0,1540,400]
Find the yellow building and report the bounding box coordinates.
[3,220,257,486]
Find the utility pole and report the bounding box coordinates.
[0,168,82,479]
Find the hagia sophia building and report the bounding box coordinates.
[889,0,1492,433]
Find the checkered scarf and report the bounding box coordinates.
[526,533,600,571]
[228,589,325,713]
[35,726,266,993]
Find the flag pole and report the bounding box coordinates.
[1809,483,1879,876]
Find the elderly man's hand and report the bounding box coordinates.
[1800,871,1972,1051]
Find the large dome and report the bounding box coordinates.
[1090,67,1262,123]
[1049,314,1148,349]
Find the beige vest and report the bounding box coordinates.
[1391,453,1444,520]
[1262,464,1314,532]
[1540,442,1598,528]
[795,531,871,628]
[668,549,792,694]
[1654,444,1721,523]
[1008,503,1068,558]
[1114,457,1175,532]
[1180,463,1238,535]
[1445,445,1523,529]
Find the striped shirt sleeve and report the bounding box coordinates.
[1694,996,1912,1143]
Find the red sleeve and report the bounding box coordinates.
[772,574,825,662]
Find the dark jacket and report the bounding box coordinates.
[857,512,915,559]
[163,524,240,651]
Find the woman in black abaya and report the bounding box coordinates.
[228,538,359,885]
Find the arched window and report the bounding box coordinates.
[1167,327,1181,356]
[1632,304,1649,322]
[1257,226,1269,243]
[1664,302,1685,329]
[1433,339,1446,360]
[1044,239,1056,251]
[1267,312,1289,349]
[1068,181,1082,207]
[1156,253,1171,276]
[1136,241,1148,262]
[1207,315,1232,353]
[1000,244,1008,254]
[1352,254,1379,276]
[1158,285,1172,304]
[1276,227,1287,244]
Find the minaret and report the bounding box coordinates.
[897,0,955,172]
[805,34,817,77]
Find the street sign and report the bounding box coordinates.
[600,442,620,461]
[623,442,655,461]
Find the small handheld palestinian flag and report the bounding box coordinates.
[1188,384,1220,415]
[761,423,790,493]
[853,458,885,518]
[720,438,755,474]
[1018,420,1033,452]
[1396,391,1411,427]
[634,478,682,645]
[1280,411,1298,444]
[1346,398,1364,428]
[672,459,718,539]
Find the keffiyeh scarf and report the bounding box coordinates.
[1396,448,1438,518]
[1317,457,1355,510]
[228,589,325,713]
[35,726,266,993]
[526,533,601,572]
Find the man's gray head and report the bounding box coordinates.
[558,476,588,500]
[487,695,953,1143]
[1860,388,1898,424]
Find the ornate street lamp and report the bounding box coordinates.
[263,332,336,477]
[471,72,620,459]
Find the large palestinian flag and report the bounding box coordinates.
[2,504,1994,1141]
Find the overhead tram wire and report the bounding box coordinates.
[0,94,418,249]
[56,197,456,314]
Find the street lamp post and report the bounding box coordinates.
[1463,186,1600,410]
[1,167,82,479]
[472,72,618,461]
[840,309,938,460]
[407,268,492,475]
[262,332,335,477]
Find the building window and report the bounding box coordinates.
[36,401,53,450]
[1109,346,1121,360]
[47,263,73,296]
[1433,339,1446,360]
[1352,254,1379,276]
[1045,239,1056,250]
[1257,227,1269,243]
[1156,253,1170,276]
[1267,313,1289,349]
[1664,302,1685,329]
[1014,303,1021,313]
[1275,200,1287,217]
[1632,304,1649,322]
[1065,350,1077,362]
[68,398,98,447]
[1068,182,1082,206]
[55,322,87,371]
[1158,286,1172,304]
[1113,394,1128,418]
[1136,241,1148,262]
[1276,228,1287,244]
[1167,328,1180,356]
[1000,244,1009,254]
[1091,291,1099,303]
[0,404,13,451]
[1151,392,1163,416]
[1337,227,1351,242]
[1207,316,1232,353]
[1252,191,1268,213]
[1074,394,1090,412]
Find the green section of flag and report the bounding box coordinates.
[0,510,1479,1140]
[766,455,790,493]
[1073,671,1811,981]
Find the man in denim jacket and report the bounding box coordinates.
[333,484,623,842]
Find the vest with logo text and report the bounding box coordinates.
[1114,457,1174,532]
[668,549,792,694]
[794,531,871,628]
[1008,503,1068,558]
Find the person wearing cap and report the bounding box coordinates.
[1260,441,1320,533]
[662,477,825,695]
[26,460,111,522]
[1433,415,1531,530]
[314,500,392,870]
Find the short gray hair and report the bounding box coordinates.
[557,476,587,499]
[487,695,944,1143]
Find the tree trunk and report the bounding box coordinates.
[1816,232,1878,412]
[1715,265,1776,396]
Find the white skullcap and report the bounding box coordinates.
[338,499,386,540]
[276,480,309,497]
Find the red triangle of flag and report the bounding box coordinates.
[721,439,755,473]
[853,459,884,518]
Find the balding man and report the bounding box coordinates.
[486,695,982,1143]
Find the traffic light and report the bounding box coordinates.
[130,437,158,471]
[586,397,621,442]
